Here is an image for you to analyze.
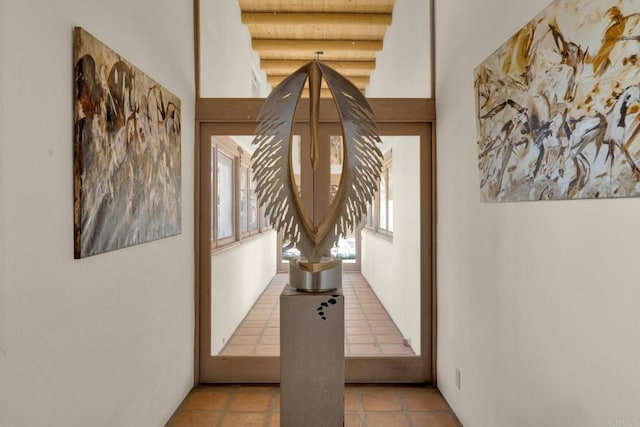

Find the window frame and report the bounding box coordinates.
[210,136,270,252]
[240,153,262,238]
[365,148,393,239]
[211,138,236,248]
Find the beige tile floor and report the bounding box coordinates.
[167,384,462,426]
[219,272,415,357]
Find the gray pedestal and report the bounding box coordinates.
[280,285,344,427]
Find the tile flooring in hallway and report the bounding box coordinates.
[167,384,462,427]
[219,272,416,357]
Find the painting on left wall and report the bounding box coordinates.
[73,27,182,258]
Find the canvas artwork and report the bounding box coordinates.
[73,27,181,258]
[475,0,640,202]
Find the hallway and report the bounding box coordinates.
[219,272,416,357]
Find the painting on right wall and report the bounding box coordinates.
[474,0,640,202]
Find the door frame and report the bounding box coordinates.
[194,98,437,384]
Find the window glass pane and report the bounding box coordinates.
[210,146,215,241]
[217,152,234,239]
[282,240,300,262]
[388,165,393,233]
[291,135,302,197]
[379,171,387,230]
[330,235,356,263]
[240,165,248,233]
[329,135,343,203]
[249,171,258,231]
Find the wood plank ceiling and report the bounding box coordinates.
[238,0,395,96]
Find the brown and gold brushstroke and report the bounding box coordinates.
[475,0,640,202]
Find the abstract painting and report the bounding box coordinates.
[474,0,640,202]
[73,27,181,258]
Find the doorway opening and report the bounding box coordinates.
[195,98,435,383]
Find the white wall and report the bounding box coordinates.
[0,1,195,426]
[361,137,421,354]
[366,0,431,98]
[197,1,283,355]
[437,1,640,426]
[199,0,270,97]
[0,0,6,381]
[211,231,277,354]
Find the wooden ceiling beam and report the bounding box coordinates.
[258,52,377,61]
[252,39,383,61]
[252,39,383,53]
[238,0,395,14]
[260,60,376,76]
[241,12,392,27]
[267,74,369,90]
[244,19,389,41]
[238,1,396,97]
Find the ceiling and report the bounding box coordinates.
[237,0,396,97]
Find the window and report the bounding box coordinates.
[379,160,393,233]
[379,169,387,230]
[210,146,216,242]
[249,174,259,232]
[365,148,393,238]
[240,165,248,234]
[240,162,260,237]
[211,136,271,251]
[387,164,393,233]
[217,151,234,241]
[365,200,373,228]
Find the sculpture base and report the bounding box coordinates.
[280,285,344,427]
[288,257,342,292]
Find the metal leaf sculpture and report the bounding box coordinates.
[252,60,383,263]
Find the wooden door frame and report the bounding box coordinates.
[194,98,437,384]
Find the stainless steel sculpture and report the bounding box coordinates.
[252,60,383,289]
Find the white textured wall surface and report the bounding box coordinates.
[361,136,421,354]
[199,0,270,97]
[0,1,195,426]
[211,231,277,355]
[367,0,431,98]
[436,1,640,426]
[0,0,6,380]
